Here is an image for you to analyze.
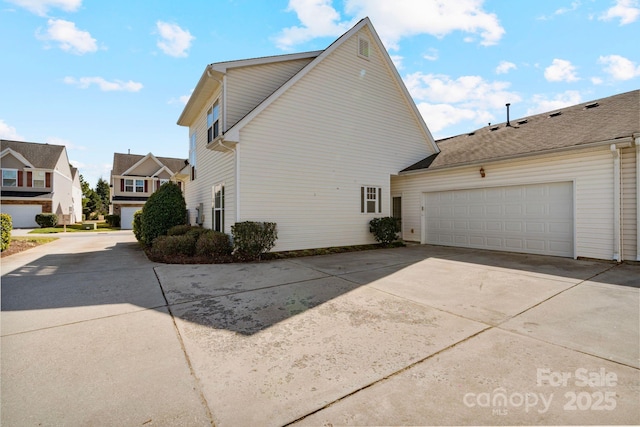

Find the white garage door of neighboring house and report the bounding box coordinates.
[424,182,574,257]
[1,204,42,228]
[120,207,140,230]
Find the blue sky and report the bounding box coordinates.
[1,0,639,187]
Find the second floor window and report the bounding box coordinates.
[135,179,144,192]
[33,171,45,188]
[2,169,17,187]
[207,101,220,143]
[124,179,145,193]
[189,131,197,180]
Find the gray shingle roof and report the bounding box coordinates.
[1,140,65,169]
[402,89,640,173]
[111,153,188,176]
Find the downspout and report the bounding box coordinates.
[611,144,621,262]
[636,135,640,261]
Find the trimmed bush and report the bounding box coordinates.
[150,234,196,258]
[35,213,58,228]
[104,214,121,228]
[369,217,400,246]
[196,231,233,258]
[132,210,143,242]
[1,213,12,252]
[167,224,196,236]
[139,182,186,246]
[231,221,277,261]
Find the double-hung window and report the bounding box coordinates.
[207,101,220,143]
[361,186,382,214]
[124,179,145,192]
[33,171,45,188]
[124,179,134,192]
[189,131,196,180]
[212,183,224,232]
[135,179,145,193]
[2,169,17,187]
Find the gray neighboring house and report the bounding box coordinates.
[1,139,82,228]
[110,152,188,229]
[393,89,640,261]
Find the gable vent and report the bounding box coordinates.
[584,102,599,109]
[549,111,562,117]
[358,36,370,59]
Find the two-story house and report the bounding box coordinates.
[1,139,82,228]
[177,17,438,252]
[110,152,188,229]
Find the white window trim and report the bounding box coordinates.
[361,185,382,214]
[2,169,17,187]
[213,182,225,232]
[33,170,45,188]
[135,179,144,193]
[207,100,221,143]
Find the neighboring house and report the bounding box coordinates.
[110,152,188,229]
[177,18,438,251]
[393,90,640,261]
[1,139,82,228]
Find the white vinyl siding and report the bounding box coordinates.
[392,146,617,260]
[225,58,315,128]
[236,27,434,251]
[621,147,637,260]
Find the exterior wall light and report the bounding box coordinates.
[480,167,486,178]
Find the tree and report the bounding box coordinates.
[95,177,110,215]
[139,182,186,246]
[79,174,93,218]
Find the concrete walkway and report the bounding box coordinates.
[1,232,639,426]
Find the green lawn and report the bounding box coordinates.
[29,223,121,234]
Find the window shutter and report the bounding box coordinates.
[27,171,32,187]
[378,188,382,213]
[156,180,160,191]
[360,187,365,213]
[120,179,125,192]
[18,171,23,187]
[144,180,148,192]
[45,172,51,187]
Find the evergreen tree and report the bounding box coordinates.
[95,178,110,215]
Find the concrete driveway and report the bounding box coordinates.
[1,232,638,426]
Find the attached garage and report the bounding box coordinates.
[424,182,574,257]
[120,207,140,230]
[1,204,42,228]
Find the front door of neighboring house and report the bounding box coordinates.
[392,195,402,239]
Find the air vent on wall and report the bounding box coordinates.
[358,36,370,59]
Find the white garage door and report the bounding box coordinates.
[120,207,141,230]
[425,182,573,257]
[1,204,42,228]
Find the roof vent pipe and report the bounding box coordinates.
[506,103,511,127]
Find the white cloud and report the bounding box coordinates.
[275,0,354,50]
[404,72,520,134]
[598,54,640,80]
[5,0,81,16]
[526,91,582,115]
[156,21,194,57]
[423,48,438,61]
[36,18,97,55]
[45,136,86,150]
[599,0,640,25]
[544,58,579,82]
[64,76,143,92]
[168,90,193,105]
[389,55,403,69]
[538,1,581,20]
[276,0,505,50]
[0,119,25,140]
[591,76,604,85]
[496,60,516,74]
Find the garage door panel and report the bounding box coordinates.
[425,182,573,257]
[1,205,42,228]
[120,207,141,230]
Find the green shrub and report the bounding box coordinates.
[35,213,58,228]
[150,234,196,258]
[231,221,277,261]
[369,217,400,246]
[104,214,120,228]
[132,210,143,242]
[196,231,233,258]
[167,224,196,236]
[140,182,186,246]
[1,213,12,252]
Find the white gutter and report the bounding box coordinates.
[611,144,621,262]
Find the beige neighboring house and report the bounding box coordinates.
[110,152,188,229]
[1,139,82,228]
[393,90,640,261]
[177,18,438,251]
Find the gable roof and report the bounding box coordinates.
[111,152,187,176]
[1,140,65,169]
[402,89,640,173]
[221,17,438,153]
[177,50,322,127]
